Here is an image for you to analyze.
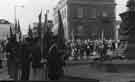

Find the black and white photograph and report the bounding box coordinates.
[0,0,133,81]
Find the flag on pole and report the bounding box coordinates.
[17,20,21,33]
[17,20,22,41]
[10,26,13,38]
[37,10,43,60]
[57,10,65,48]
[38,10,42,38]
[42,10,52,59]
[42,10,48,58]
[28,24,33,39]
[44,10,49,33]
[14,19,18,34]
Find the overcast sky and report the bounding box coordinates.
[0,0,128,34]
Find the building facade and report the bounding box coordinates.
[0,19,12,40]
[53,0,116,40]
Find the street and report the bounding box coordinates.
[0,67,12,80]
[1,59,135,81]
[0,65,98,81]
[64,60,135,82]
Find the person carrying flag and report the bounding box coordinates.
[47,10,66,80]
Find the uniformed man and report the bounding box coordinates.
[31,37,42,80]
[21,37,32,80]
[5,35,20,80]
[47,36,65,80]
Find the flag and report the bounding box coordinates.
[37,10,42,38]
[41,11,48,59]
[14,19,18,34]
[28,24,33,39]
[17,20,21,33]
[37,10,43,59]
[42,10,48,40]
[42,11,52,80]
[10,26,13,38]
[42,10,52,58]
[44,10,49,33]
[57,10,65,48]
[17,20,22,41]
[40,10,51,80]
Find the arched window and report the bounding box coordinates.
[88,8,97,18]
[78,25,83,32]
[77,7,84,18]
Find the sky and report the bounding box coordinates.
[0,0,128,34]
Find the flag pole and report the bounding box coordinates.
[40,10,49,80]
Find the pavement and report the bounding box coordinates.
[1,59,135,81]
[64,63,135,82]
[62,75,99,81]
[0,63,98,81]
[0,67,7,73]
[0,67,13,80]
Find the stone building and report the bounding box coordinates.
[0,19,12,40]
[53,0,116,40]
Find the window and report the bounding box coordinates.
[89,8,97,18]
[78,25,83,31]
[102,11,108,17]
[77,25,84,34]
[77,7,84,18]
[64,8,67,17]
[101,7,115,17]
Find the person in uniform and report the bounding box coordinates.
[21,37,32,80]
[47,36,65,80]
[31,37,42,80]
[5,35,20,80]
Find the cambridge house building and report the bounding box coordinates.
[53,0,116,40]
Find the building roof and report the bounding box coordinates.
[0,19,11,24]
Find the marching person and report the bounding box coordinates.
[5,35,20,80]
[31,37,42,80]
[21,37,32,80]
[47,36,65,80]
